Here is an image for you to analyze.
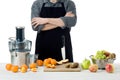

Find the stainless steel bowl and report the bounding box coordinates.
[90,55,115,69]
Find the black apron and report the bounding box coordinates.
[35,2,73,62]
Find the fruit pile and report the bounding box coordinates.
[92,50,116,60]
[5,62,38,73]
[5,56,115,73]
[5,58,57,73]
[87,50,116,73]
[90,50,116,67]
[80,50,116,73]
[43,58,57,68]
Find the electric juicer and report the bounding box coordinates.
[8,27,32,67]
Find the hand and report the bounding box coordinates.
[65,11,75,17]
[32,17,48,28]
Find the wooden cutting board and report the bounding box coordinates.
[44,63,81,72]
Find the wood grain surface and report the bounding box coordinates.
[44,63,81,72]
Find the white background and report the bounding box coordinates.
[0,0,120,63]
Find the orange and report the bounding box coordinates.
[5,63,12,71]
[29,63,37,69]
[36,60,43,66]
[43,59,51,66]
[46,64,52,68]
[11,65,19,73]
[51,59,57,65]
[20,64,28,69]
[50,64,56,69]
[31,68,37,72]
[48,58,52,60]
[43,58,57,67]
[20,66,27,73]
[46,64,56,68]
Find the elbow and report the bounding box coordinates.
[60,16,77,28]
[32,26,38,31]
[71,19,77,27]
[67,17,77,27]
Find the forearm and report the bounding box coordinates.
[46,11,76,28]
[41,23,58,31]
[47,18,65,28]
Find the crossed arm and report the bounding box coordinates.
[31,12,75,31]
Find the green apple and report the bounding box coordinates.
[81,58,91,70]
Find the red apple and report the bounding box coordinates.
[89,64,98,72]
[103,50,110,57]
[105,64,114,73]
